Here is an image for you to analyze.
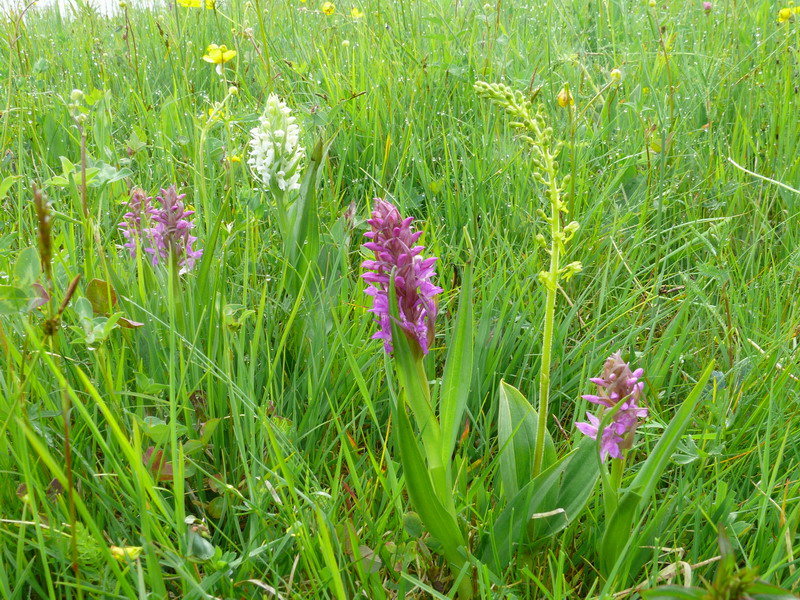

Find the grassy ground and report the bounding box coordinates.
[1,0,800,598]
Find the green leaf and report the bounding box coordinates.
[497,380,555,498]
[286,137,327,291]
[14,247,41,288]
[0,175,20,201]
[0,286,29,315]
[641,587,706,600]
[394,402,466,570]
[85,278,117,316]
[598,490,642,576]
[600,362,715,575]
[90,163,133,187]
[126,125,148,154]
[439,260,474,465]
[140,416,187,445]
[59,156,76,177]
[532,436,599,539]
[387,275,441,461]
[73,297,93,321]
[199,418,220,444]
[749,581,800,599]
[479,444,579,571]
[628,361,715,500]
[183,439,205,455]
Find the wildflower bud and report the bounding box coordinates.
[342,39,350,47]
[556,85,574,108]
[119,0,127,6]
[483,2,492,11]
[228,85,239,95]
[75,113,87,125]
[703,1,711,13]
[648,0,656,6]
[560,261,583,280]
[70,89,84,102]
[610,68,623,82]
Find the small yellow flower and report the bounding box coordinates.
[322,1,334,14]
[648,0,656,6]
[642,86,650,94]
[228,155,241,163]
[778,7,793,22]
[203,44,237,74]
[110,546,143,561]
[350,6,363,18]
[610,68,623,82]
[177,0,213,7]
[556,85,574,108]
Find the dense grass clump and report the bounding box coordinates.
[1,0,800,598]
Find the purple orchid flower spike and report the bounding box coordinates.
[118,185,203,273]
[150,186,203,272]
[361,198,442,355]
[576,352,648,461]
[119,187,156,258]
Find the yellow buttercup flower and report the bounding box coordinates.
[350,6,363,18]
[110,546,143,561]
[322,1,335,15]
[778,7,793,22]
[177,0,215,8]
[203,44,237,75]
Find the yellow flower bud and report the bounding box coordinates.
[556,85,574,108]
[610,68,623,82]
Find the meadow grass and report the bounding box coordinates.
[1,0,800,598]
